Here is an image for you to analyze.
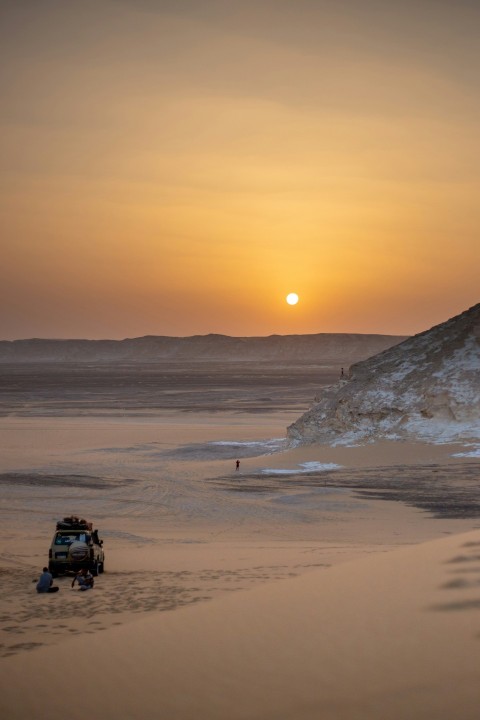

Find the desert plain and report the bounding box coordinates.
[1,361,480,719]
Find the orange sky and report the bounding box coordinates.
[1,0,479,339]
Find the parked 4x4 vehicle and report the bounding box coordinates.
[48,516,105,577]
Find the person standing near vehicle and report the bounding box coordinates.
[36,567,59,593]
[71,567,94,591]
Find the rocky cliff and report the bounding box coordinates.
[288,304,480,445]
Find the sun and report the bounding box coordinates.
[286,293,299,305]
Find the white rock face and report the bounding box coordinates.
[288,303,480,446]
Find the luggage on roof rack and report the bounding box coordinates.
[56,516,92,531]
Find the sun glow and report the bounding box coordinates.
[286,293,299,305]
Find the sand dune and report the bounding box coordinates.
[2,529,480,720]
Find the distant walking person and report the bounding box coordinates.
[36,567,59,593]
[340,367,345,378]
[236,460,240,471]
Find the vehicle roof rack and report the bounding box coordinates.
[56,516,93,531]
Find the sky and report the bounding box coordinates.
[1,0,479,340]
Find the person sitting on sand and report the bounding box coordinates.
[71,567,94,591]
[36,567,59,593]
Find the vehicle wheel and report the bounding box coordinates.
[49,563,59,578]
[91,562,99,577]
[98,562,104,574]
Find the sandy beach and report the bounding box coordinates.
[1,360,480,719]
